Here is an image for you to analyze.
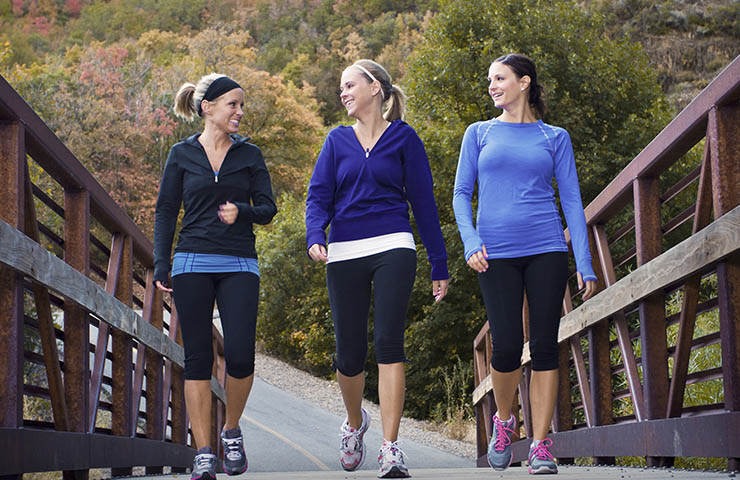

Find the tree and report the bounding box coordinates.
[4,26,324,237]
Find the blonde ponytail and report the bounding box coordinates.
[383,84,406,121]
[173,82,197,121]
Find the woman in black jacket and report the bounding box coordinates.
[153,73,277,480]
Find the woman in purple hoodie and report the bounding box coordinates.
[305,59,449,478]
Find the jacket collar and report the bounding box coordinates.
[183,133,251,146]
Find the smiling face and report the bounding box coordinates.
[202,88,244,134]
[339,67,380,119]
[487,61,530,110]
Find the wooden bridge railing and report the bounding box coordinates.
[472,55,740,469]
[0,74,228,478]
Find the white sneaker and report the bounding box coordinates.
[377,439,410,478]
[339,407,370,471]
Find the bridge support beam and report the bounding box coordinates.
[64,188,90,480]
[0,120,25,480]
[709,103,740,472]
[634,175,670,468]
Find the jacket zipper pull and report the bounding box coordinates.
[214,172,219,183]
[365,148,370,158]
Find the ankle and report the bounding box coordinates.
[495,411,512,422]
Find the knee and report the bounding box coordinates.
[374,331,405,365]
[491,344,523,373]
[184,350,214,380]
[225,348,255,379]
[530,349,559,371]
[333,350,366,377]
[529,338,559,371]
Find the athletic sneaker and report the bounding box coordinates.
[528,438,558,474]
[221,426,248,475]
[191,446,217,480]
[487,412,517,470]
[339,407,371,471]
[377,440,409,478]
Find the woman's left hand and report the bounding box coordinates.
[218,201,239,224]
[432,278,449,303]
[577,272,597,301]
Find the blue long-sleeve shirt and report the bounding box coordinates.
[452,119,596,282]
[305,120,449,280]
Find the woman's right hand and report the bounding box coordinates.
[155,280,173,293]
[466,244,489,273]
[308,243,328,263]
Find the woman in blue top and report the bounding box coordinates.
[305,59,449,478]
[453,54,597,474]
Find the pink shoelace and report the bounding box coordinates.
[530,438,555,461]
[492,414,516,452]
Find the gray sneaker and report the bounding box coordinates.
[487,413,517,470]
[221,426,248,475]
[191,446,217,480]
[528,438,558,474]
[339,407,371,471]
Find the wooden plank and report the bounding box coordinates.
[0,219,226,404]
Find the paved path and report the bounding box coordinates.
[230,466,735,479]
[129,377,733,480]
[233,377,471,473]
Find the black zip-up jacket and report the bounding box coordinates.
[153,133,277,285]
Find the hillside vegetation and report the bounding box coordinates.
[2,0,737,430]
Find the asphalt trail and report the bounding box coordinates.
[238,377,472,473]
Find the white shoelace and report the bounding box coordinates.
[222,436,243,461]
[340,424,362,452]
[379,441,408,465]
[195,453,215,468]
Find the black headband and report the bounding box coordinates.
[197,76,242,117]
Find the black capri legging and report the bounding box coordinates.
[326,248,417,377]
[478,251,569,372]
[172,272,259,380]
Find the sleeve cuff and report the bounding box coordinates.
[430,259,449,281]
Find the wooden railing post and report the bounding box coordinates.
[111,235,133,478]
[633,176,670,467]
[169,305,189,473]
[145,269,165,474]
[63,188,90,480]
[0,122,26,476]
[586,229,615,465]
[552,343,573,464]
[708,104,740,472]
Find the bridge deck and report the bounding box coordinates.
[131,466,734,479]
